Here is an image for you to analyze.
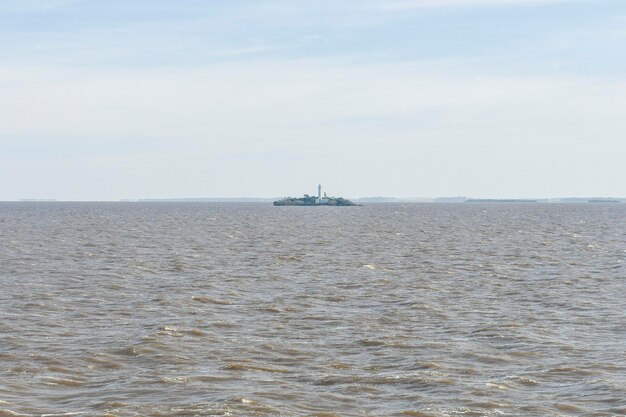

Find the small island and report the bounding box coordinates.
[274,185,357,206]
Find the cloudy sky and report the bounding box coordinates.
[1,0,625,200]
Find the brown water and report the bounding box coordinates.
[1,202,625,416]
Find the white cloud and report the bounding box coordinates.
[2,61,624,141]
[1,60,625,199]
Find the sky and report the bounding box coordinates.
[1,0,625,200]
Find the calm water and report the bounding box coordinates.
[1,202,625,417]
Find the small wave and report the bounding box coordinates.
[0,411,29,417]
[466,352,511,365]
[508,376,539,386]
[41,376,85,387]
[99,401,127,408]
[46,365,74,374]
[85,356,124,369]
[158,325,181,336]
[191,296,231,305]
[414,362,446,371]
[159,376,191,384]
[188,375,234,383]
[554,403,583,412]
[509,350,542,358]
[485,382,510,390]
[546,366,599,376]
[113,346,141,356]
[185,329,206,336]
[468,400,510,410]
[224,397,279,415]
[221,363,291,373]
[212,321,239,328]
[358,338,386,346]
[324,295,347,302]
[328,363,352,369]
[316,374,454,387]
[276,255,303,262]
[8,366,39,374]
[257,306,282,313]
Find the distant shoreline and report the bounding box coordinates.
[9,197,625,204]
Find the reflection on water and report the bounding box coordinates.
[1,202,625,416]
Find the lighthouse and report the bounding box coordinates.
[317,184,322,203]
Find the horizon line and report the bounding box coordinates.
[8,196,626,203]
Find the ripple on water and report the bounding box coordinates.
[1,202,626,416]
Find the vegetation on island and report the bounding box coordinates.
[273,194,357,206]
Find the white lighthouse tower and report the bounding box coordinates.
[317,184,322,204]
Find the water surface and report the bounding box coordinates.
[1,202,625,416]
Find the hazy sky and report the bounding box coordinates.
[1,0,625,200]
